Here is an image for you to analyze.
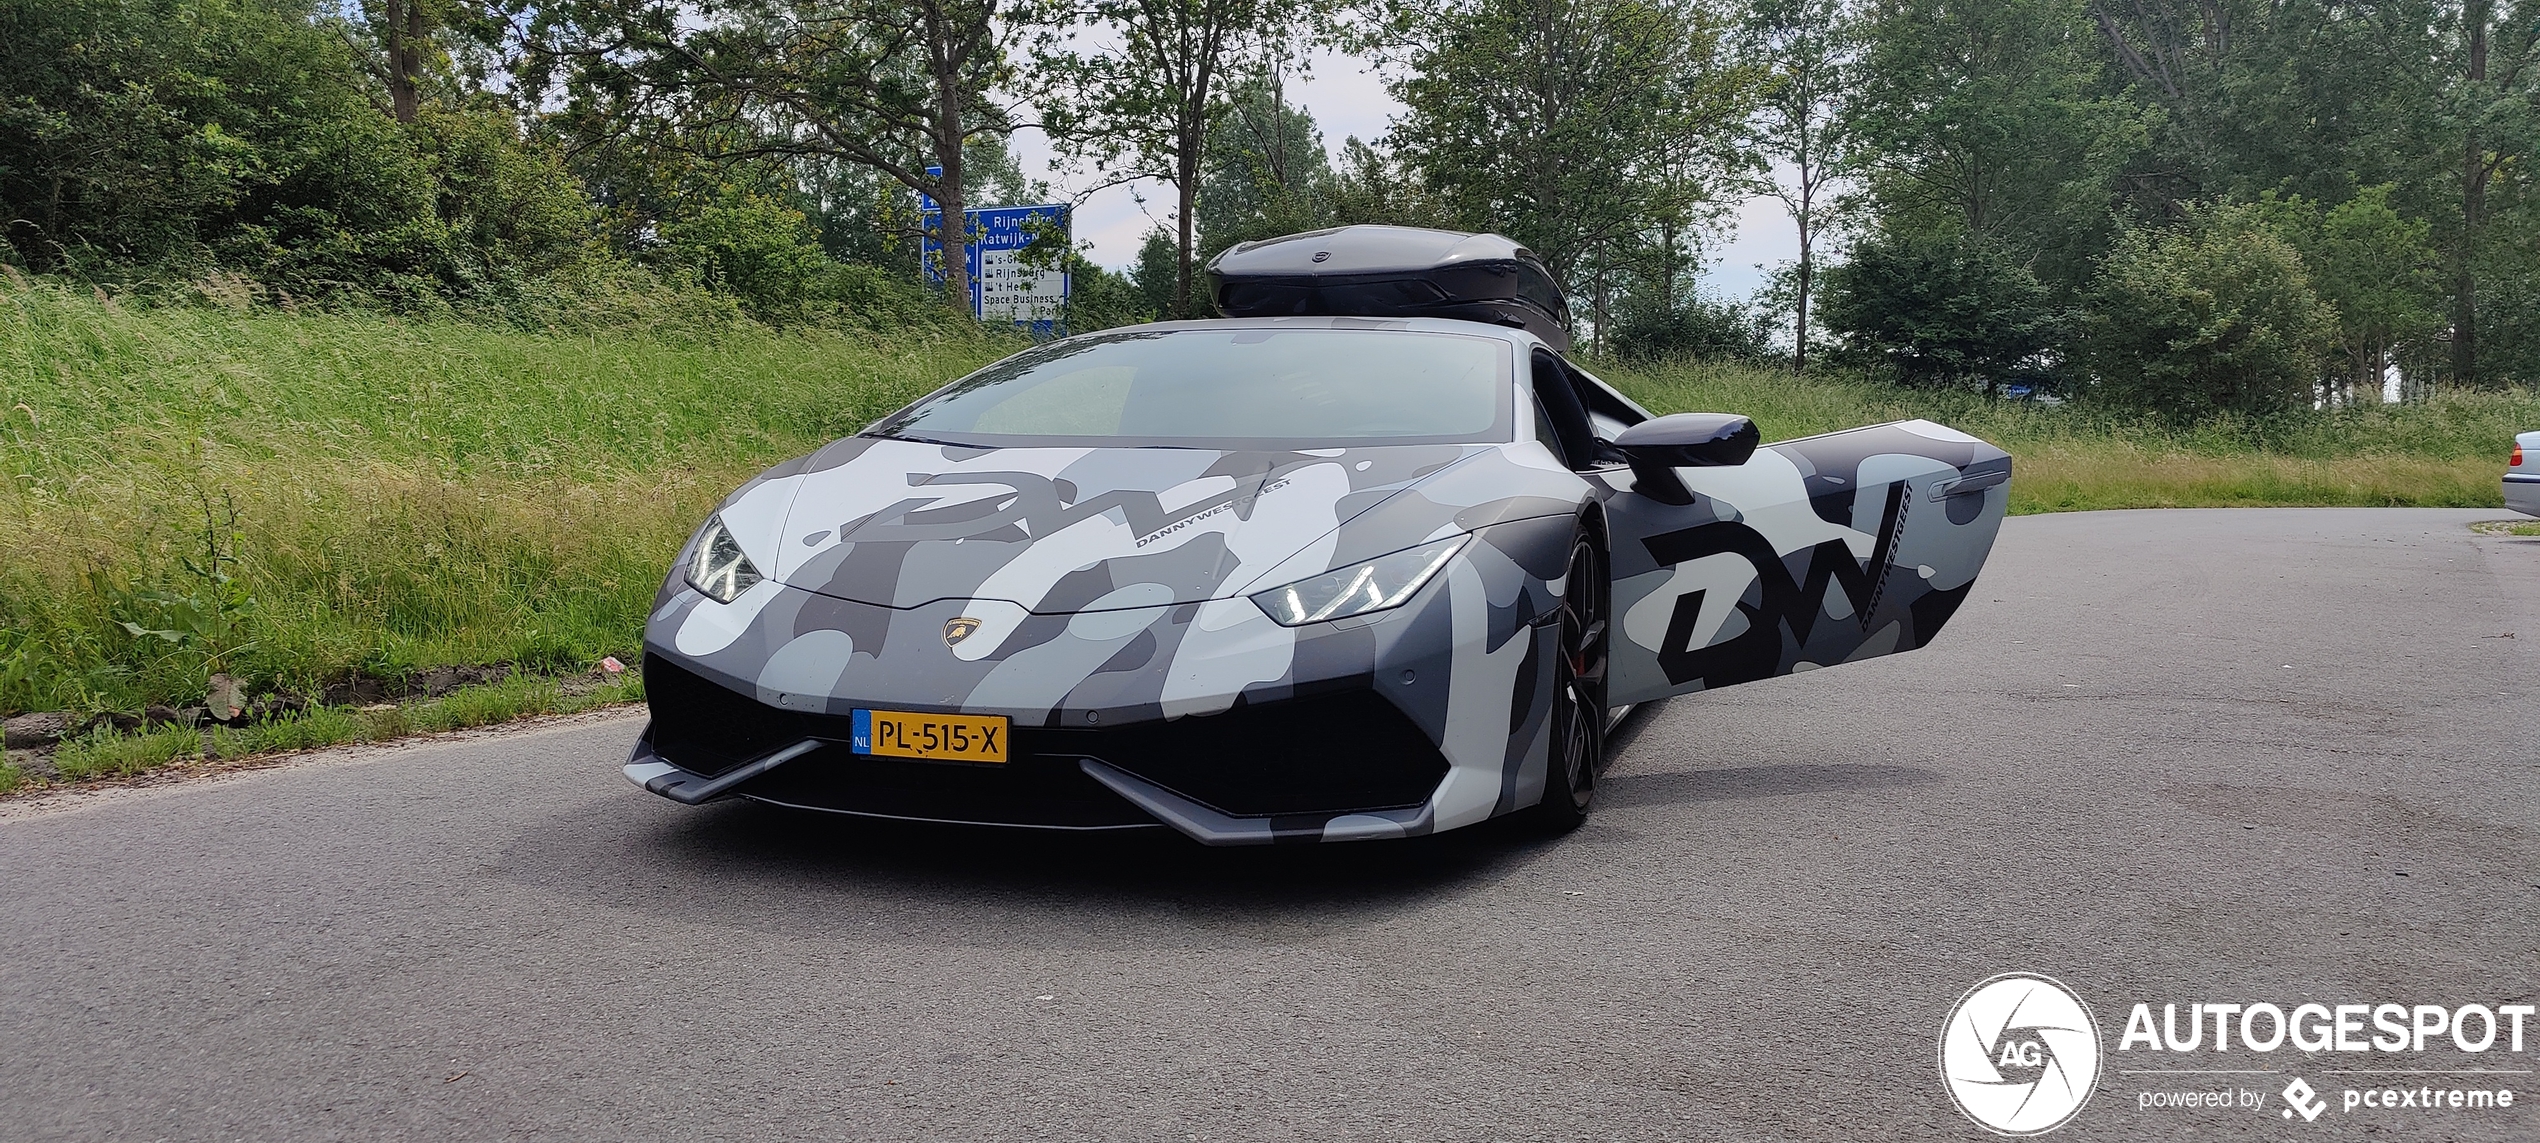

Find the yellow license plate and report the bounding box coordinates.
[850,708,1009,763]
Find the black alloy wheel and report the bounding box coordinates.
[1534,531,1608,831]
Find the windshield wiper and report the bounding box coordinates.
[861,431,980,448]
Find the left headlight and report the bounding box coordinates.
[684,514,764,604]
[1249,535,1468,627]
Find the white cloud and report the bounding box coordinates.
[1708,193,1802,297]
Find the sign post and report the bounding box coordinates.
[921,167,1071,337]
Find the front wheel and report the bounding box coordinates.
[1531,532,1608,832]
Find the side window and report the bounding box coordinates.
[1567,364,1651,438]
[1531,393,1571,466]
[1530,349,1597,470]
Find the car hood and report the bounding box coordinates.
[716,436,1546,616]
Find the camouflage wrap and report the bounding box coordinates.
[628,318,2009,845]
[640,435,1593,841]
[1603,419,2011,705]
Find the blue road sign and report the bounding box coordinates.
[921,167,1070,337]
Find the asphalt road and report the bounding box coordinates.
[4,508,2536,1142]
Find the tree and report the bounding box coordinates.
[1376,0,1757,343]
[1591,153,1722,353]
[1737,0,1855,372]
[2087,0,2446,211]
[1323,135,1446,227]
[2458,188,2540,387]
[1197,56,1337,262]
[0,0,380,274]
[1037,0,1278,318]
[1129,225,1180,315]
[2078,2,2540,389]
[1063,254,1156,328]
[960,132,1052,206]
[2085,203,2337,419]
[2256,186,2442,405]
[2314,190,2442,402]
[1819,231,2066,392]
[2441,0,2540,386]
[1845,0,2140,289]
[524,0,1043,310]
[0,0,592,307]
[382,0,440,121]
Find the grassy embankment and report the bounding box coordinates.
[43,671,642,782]
[4,278,2531,788]
[1,280,1015,788]
[1599,358,2526,514]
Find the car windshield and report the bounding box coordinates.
[870,327,1514,448]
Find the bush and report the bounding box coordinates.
[9,3,343,261]
[1820,232,2067,393]
[0,0,614,313]
[655,192,832,322]
[1132,228,1183,318]
[2084,204,2337,420]
[1610,296,1773,363]
[1063,258,1157,333]
[646,190,972,332]
[820,263,948,332]
[414,107,603,287]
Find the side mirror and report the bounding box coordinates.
[1612,413,1759,505]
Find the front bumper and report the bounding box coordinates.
[623,727,1164,830]
[626,655,1455,844]
[632,512,1581,843]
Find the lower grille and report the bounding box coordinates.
[1025,691,1449,817]
[737,744,1159,828]
[643,653,1449,822]
[644,653,821,777]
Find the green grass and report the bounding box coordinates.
[30,671,645,789]
[50,723,205,781]
[1595,357,2528,514]
[5,272,2532,727]
[2,275,1016,715]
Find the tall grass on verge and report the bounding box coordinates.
[1,276,1015,714]
[21,672,647,791]
[1596,357,2529,514]
[6,270,2531,721]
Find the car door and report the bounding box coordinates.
[1601,419,2011,705]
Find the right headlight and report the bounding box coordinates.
[684,514,764,604]
[1249,535,1468,626]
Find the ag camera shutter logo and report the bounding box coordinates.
[1940,973,2103,1135]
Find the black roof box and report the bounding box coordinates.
[1204,225,1573,351]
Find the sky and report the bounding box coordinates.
[1005,43,1801,301]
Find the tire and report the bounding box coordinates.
[1531,530,1609,832]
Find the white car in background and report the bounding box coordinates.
[2510,432,2540,517]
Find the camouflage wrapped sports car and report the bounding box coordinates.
[625,226,2011,843]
